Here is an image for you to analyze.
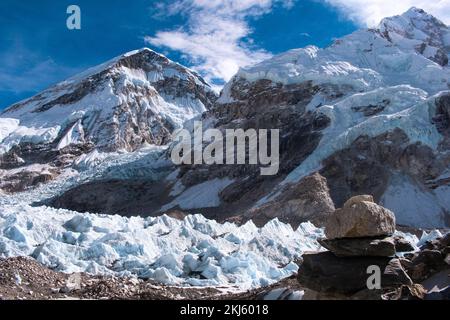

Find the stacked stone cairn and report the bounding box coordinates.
[298,195,419,300]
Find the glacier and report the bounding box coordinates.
[0,203,324,290]
[0,146,323,290]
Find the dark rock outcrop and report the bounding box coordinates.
[298,252,412,294]
[318,237,397,257]
[49,179,172,217]
[405,233,450,283]
[242,172,335,228]
[320,129,446,208]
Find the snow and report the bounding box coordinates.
[257,85,448,225]
[281,86,438,185]
[232,27,450,97]
[57,120,85,150]
[434,185,450,213]
[417,230,444,248]
[73,149,110,170]
[0,204,324,290]
[161,178,234,211]
[0,199,433,290]
[0,124,61,155]
[169,180,186,197]
[0,10,448,291]
[223,10,450,225]
[0,48,212,154]
[0,163,53,180]
[222,8,450,110]
[379,7,450,53]
[381,174,448,228]
[0,118,20,143]
[0,145,170,208]
[234,45,383,93]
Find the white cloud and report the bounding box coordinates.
[146,0,293,86]
[322,0,450,27]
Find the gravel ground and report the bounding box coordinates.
[0,256,299,300]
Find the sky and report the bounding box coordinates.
[1,0,450,109]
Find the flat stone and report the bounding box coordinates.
[318,237,396,257]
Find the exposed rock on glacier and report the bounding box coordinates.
[242,172,335,228]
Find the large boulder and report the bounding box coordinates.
[325,195,396,239]
[297,252,413,294]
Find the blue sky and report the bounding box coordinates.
[1,0,449,109]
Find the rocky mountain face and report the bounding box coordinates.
[159,7,450,228]
[0,48,216,192]
[1,8,449,229]
[379,7,450,66]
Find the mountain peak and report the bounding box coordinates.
[62,47,202,88]
[379,7,448,33]
[0,47,217,154]
[401,7,445,24]
[377,7,450,66]
[404,6,427,17]
[119,47,170,62]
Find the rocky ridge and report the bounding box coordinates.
[0,49,216,193]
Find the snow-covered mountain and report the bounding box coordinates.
[0,48,216,192]
[0,48,216,154]
[0,7,449,292]
[232,7,450,94]
[166,7,450,228]
[1,8,449,230]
